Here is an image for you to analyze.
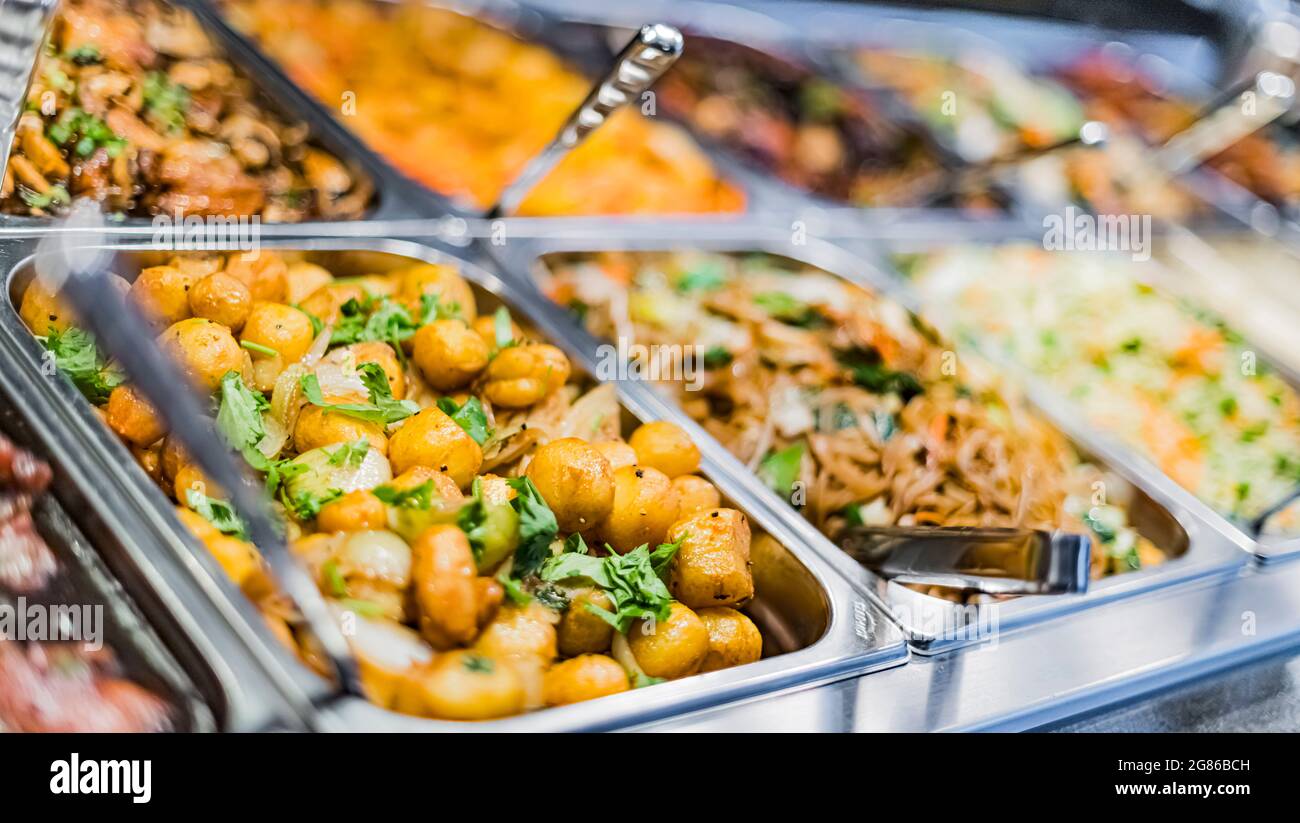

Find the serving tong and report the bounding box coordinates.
[32,206,364,725]
[486,23,685,218]
[838,525,1092,595]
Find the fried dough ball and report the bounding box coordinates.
[525,437,614,533]
[627,602,708,680]
[557,589,615,656]
[157,317,244,392]
[628,421,700,478]
[412,319,489,391]
[601,465,679,554]
[188,271,252,331]
[543,655,629,706]
[105,385,165,446]
[411,525,481,650]
[130,265,199,328]
[388,405,483,489]
[223,252,288,303]
[414,651,524,721]
[697,607,762,672]
[666,508,754,609]
[671,475,722,517]
[294,405,388,455]
[317,489,387,533]
[395,263,477,322]
[482,343,570,408]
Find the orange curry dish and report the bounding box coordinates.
[222,0,745,216]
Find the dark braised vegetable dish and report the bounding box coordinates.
[1,0,372,220]
[657,37,984,208]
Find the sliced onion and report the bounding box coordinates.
[270,362,308,444]
[557,383,620,441]
[313,356,369,404]
[328,603,431,670]
[338,530,412,586]
[611,631,648,682]
[303,324,333,367]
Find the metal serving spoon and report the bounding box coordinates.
[486,23,685,218]
[34,204,364,711]
[838,524,1092,595]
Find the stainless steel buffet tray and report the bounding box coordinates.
[0,234,908,731]
[492,224,1251,653]
[869,222,1300,564]
[196,0,784,222]
[0,0,450,231]
[0,259,313,731]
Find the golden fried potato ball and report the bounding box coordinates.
[298,282,368,325]
[525,437,614,533]
[412,319,490,391]
[557,589,615,656]
[671,475,722,517]
[592,440,638,471]
[666,508,754,609]
[388,406,483,489]
[601,465,679,554]
[21,280,76,336]
[223,252,288,303]
[482,344,570,408]
[697,607,762,672]
[241,302,316,391]
[173,462,223,503]
[293,406,389,456]
[628,602,708,680]
[285,261,335,305]
[629,421,700,478]
[157,318,244,392]
[543,655,629,706]
[388,465,464,504]
[106,385,166,447]
[472,312,522,348]
[129,265,199,328]
[317,489,388,533]
[411,525,480,650]
[344,341,406,399]
[473,603,558,664]
[396,264,477,322]
[414,651,525,721]
[188,271,252,332]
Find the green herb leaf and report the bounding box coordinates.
[20,184,71,211]
[185,489,248,541]
[540,540,680,633]
[492,306,516,351]
[372,479,437,510]
[436,395,490,445]
[836,346,923,401]
[215,370,268,454]
[505,477,558,579]
[299,362,418,425]
[282,487,342,521]
[240,340,279,358]
[142,71,190,134]
[40,326,124,403]
[753,291,822,327]
[758,441,805,502]
[327,438,369,468]
[675,260,727,294]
